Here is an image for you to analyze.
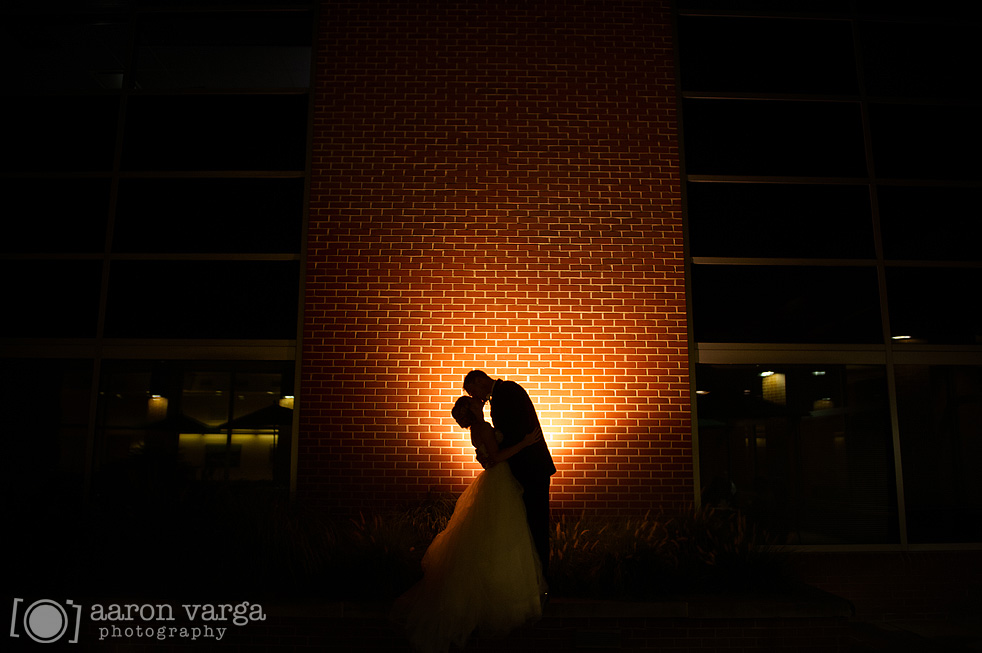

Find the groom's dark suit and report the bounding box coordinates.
[489,379,556,578]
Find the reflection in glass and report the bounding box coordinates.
[97,362,293,498]
[696,364,897,544]
[896,366,982,543]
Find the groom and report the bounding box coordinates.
[463,370,556,579]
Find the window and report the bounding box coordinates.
[895,366,982,543]
[682,99,867,177]
[114,178,304,254]
[122,94,309,171]
[104,260,301,339]
[879,186,982,261]
[96,361,294,501]
[134,11,312,89]
[678,16,857,95]
[691,265,882,344]
[687,182,874,259]
[697,364,897,544]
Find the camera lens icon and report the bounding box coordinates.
[10,598,82,644]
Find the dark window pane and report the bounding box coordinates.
[0,15,127,91]
[692,265,882,343]
[678,16,857,95]
[678,0,851,11]
[856,0,982,20]
[0,260,101,337]
[1,178,110,253]
[870,104,982,180]
[122,94,308,170]
[696,364,897,544]
[896,365,982,543]
[682,99,867,177]
[687,182,874,258]
[114,178,304,253]
[878,186,982,262]
[861,21,982,101]
[104,260,300,339]
[887,267,982,345]
[134,11,312,89]
[2,96,118,172]
[0,358,92,497]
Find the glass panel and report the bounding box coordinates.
[696,364,898,544]
[896,365,982,543]
[2,96,118,172]
[878,186,982,262]
[687,182,874,258]
[870,104,982,180]
[134,11,312,89]
[0,359,91,497]
[0,260,102,337]
[96,361,293,499]
[104,260,300,339]
[887,268,982,345]
[856,0,982,20]
[677,0,851,12]
[122,94,308,171]
[682,99,867,177]
[1,178,110,253]
[691,265,883,343]
[678,16,857,95]
[861,21,982,101]
[0,14,128,91]
[114,178,304,253]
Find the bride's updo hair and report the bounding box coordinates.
[452,396,475,428]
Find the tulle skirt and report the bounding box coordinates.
[392,462,546,653]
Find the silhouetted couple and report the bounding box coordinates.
[392,370,557,653]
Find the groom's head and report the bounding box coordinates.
[463,370,494,402]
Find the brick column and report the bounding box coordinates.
[301,0,690,514]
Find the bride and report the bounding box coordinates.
[391,395,547,653]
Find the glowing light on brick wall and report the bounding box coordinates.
[300,0,692,515]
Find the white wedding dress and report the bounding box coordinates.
[392,441,546,653]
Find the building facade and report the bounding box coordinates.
[2,0,979,550]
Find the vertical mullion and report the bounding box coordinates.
[84,8,139,502]
[851,14,908,548]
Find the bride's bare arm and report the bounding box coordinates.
[476,423,543,466]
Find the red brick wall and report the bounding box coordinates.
[300,0,690,514]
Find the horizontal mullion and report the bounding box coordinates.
[681,91,859,103]
[0,170,307,179]
[0,253,301,261]
[686,175,870,185]
[0,339,298,361]
[691,257,876,267]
